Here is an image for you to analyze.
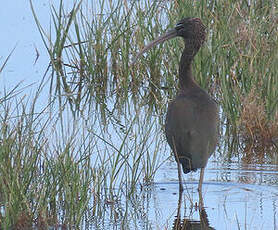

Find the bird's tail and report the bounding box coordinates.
[180,158,196,174]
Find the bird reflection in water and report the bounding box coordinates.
[172,192,214,230]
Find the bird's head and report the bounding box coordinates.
[132,17,207,64]
[175,17,206,47]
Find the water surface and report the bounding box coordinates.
[90,160,278,230]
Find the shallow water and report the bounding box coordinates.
[152,160,278,230]
[87,160,278,230]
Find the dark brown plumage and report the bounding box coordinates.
[165,18,218,174]
[133,18,219,192]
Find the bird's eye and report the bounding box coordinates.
[175,23,183,30]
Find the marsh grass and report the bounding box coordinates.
[0,81,166,228]
[240,88,278,163]
[0,86,92,228]
[31,0,278,156]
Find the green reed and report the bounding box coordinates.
[0,80,166,228]
[31,0,278,157]
[0,85,92,228]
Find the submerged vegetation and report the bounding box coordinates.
[0,0,277,228]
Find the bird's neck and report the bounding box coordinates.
[178,48,197,89]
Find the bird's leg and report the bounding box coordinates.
[177,161,184,193]
[198,185,204,209]
[172,137,184,193]
[198,168,204,193]
[198,168,204,209]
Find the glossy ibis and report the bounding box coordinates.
[133,18,218,192]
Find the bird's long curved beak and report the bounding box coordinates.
[132,28,177,64]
